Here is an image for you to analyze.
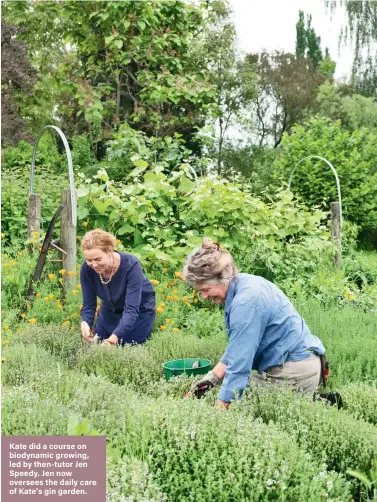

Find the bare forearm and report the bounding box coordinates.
[212,361,227,380]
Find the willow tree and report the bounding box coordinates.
[325,0,377,97]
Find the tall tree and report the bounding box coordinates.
[249,51,325,147]
[325,0,377,97]
[1,20,37,145]
[295,10,336,74]
[3,0,218,153]
[192,1,256,174]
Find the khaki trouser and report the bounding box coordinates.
[251,354,321,393]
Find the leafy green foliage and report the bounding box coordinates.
[274,116,377,237]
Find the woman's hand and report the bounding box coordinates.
[101,334,118,347]
[81,321,92,340]
[215,399,229,409]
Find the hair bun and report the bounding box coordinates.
[202,237,220,250]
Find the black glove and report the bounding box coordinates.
[191,371,220,399]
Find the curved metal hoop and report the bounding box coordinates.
[30,125,76,227]
[288,155,342,229]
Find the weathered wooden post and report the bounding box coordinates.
[27,194,41,254]
[29,125,77,292]
[60,189,77,289]
[330,201,342,268]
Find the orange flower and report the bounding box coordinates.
[29,318,37,325]
[72,290,79,295]
[156,307,164,314]
[58,304,63,311]
[166,319,172,323]
[150,279,160,286]
[160,325,167,331]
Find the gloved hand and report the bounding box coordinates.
[191,371,220,398]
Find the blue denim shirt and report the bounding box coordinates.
[218,273,325,402]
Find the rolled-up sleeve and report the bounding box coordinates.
[218,300,269,402]
[112,261,143,343]
[80,264,97,329]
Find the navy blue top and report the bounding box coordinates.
[218,273,325,402]
[80,252,155,340]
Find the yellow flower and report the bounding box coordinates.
[166,319,172,323]
[32,231,40,239]
[1,311,4,315]
[72,290,79,295]
[58,278,63,284]
[174,271,183,278]
[159,302,166,308]
[169,281,175,287]
[2,340,9,345]
[67,271,77,277]
[173,328,180,333]
[173,289,177,294]
[3,325,9,331]
[77,236,81,241]
[29,318,37,325]
[156,307,164,314]
[20,314,26,319]
[26,303,31,309]
[83,221,88,227]
[77,284,82,290]
[58,304,63,311]
[48,273,55,280]
[116,239,121,245]
[150,279,160,286]
[63,320,70,326]
[36,293,41,298]
[49,294,54,300]
[1,233,5,238]
[194,299,198,303]
[72,312,79,318]
[160,325,167,331]
[1,358,6,363]
[59,269,66,275]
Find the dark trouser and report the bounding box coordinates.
[94,308,155,346]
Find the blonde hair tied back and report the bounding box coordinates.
[183,237,238,287]
[81,229,116,253]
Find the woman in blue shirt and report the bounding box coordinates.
[183,238,326,408]
[80,230,155,346]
